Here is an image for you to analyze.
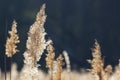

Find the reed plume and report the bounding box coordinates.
[46,40,55,70]
[63,50,71,72]
[45,40,55,80]
[53,55,63,80]
[46,40,63,80]
[111,60,120,80]
[5,20,19,80]
[23,3,47,67]
[87,40,105,80]
[22,4,50,80]
[5,20,19,57]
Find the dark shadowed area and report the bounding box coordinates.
[0,0,120,71]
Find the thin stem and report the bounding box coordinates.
[10,57,12,80]
[4,19,8,80]
[4,55,6,80]
[50,68,53,80]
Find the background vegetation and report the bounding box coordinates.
[0,0,120,71]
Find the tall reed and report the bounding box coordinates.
[5,20,19,80]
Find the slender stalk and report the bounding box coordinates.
[4,55,6,80]
[4,19,8,80]
[50,68,53,80]
[10,57,12,80]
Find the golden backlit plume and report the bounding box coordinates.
[5,20,19,57]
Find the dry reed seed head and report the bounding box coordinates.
[53,55,63,80]
[23,4,48,67]
[29,4,46,34]
[22,4,52,79]
[114,59,120,73]
[105,65,112,74]
[63,50,71,72]
[57,54,63,68]
[22,4,52,80]
[105,65,112,79]
[5,20,20,57]
[53,61,60,80]
[36,4,46,24]
[112,59,120,80]
[45,40,55,69]
[88,40,105,80]
[52,55,63,80]
[92,40,102,59]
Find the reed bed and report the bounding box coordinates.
[1,3,120,80]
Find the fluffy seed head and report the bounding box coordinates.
[5,20,19,57]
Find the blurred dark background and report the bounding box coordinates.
[0,0,120,71]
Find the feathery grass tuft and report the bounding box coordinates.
[5,20,19,57]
